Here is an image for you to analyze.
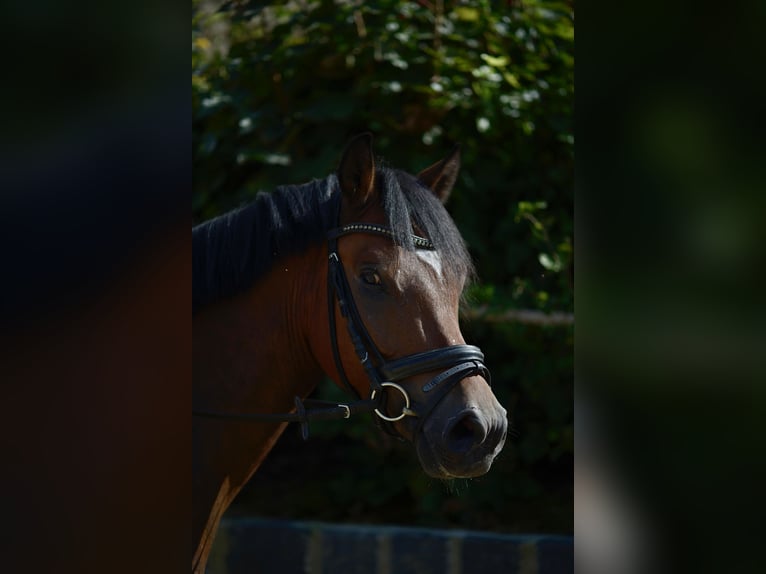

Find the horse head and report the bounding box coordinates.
[316,134,508,478]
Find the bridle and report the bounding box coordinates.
[193,215,491,441]
[325,222,490,438]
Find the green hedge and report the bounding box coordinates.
[193,0,573,534]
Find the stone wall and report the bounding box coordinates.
[207,518,573,574]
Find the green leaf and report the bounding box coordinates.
[538,253,562,272]
[453,7,480,21]
[480,53,509,68]
[236,151,291,166]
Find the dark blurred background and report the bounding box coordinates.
[577,2,766,572]
[192,0,574,537]
[1,2,190,572]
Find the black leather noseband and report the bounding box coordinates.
[193,219,491,440]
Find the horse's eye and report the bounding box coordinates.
[361,270,383,286]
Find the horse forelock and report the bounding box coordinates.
[378,167,475,284]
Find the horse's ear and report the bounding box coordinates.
[417,145,461,203]
[338,132,376,210]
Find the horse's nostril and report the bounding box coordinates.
[445,413,487,454]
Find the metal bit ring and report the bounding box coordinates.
[370,382,414,422]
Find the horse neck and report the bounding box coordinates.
[192,243,327,571]
[194,243,327,411]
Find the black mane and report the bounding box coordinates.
[192,165,473,313]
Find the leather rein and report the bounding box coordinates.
[193,221,491,440]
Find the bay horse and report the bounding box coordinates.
[192,134,508,572]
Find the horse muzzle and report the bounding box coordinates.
[415,386,508,478]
